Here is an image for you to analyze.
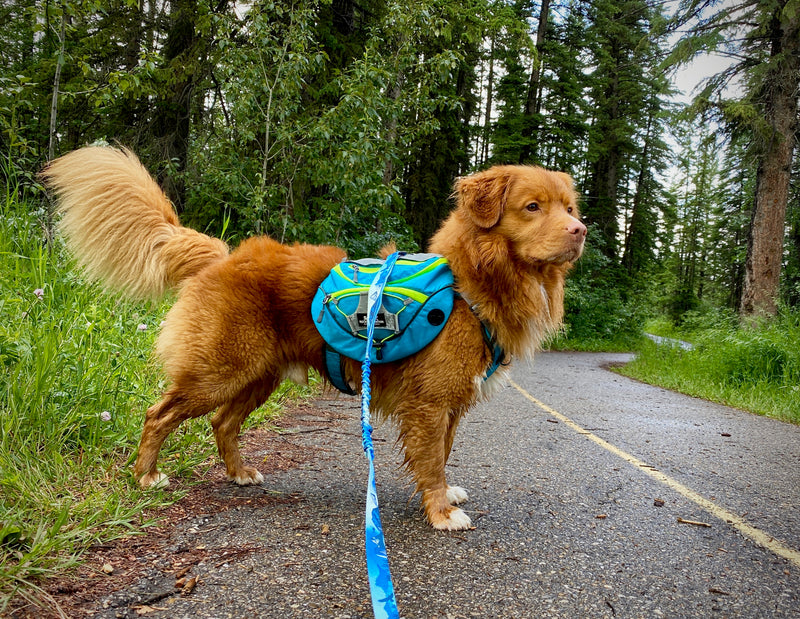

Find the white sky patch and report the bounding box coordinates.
[671,51,746,104]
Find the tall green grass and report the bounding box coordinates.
[0,183,310,612]
[619,312,800,424]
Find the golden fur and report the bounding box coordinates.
[42,147,586,530]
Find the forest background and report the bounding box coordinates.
[3,0,799,327]
[0,0,799,611]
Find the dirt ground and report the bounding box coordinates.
[8,403,338,619]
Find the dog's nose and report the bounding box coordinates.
[567,219,587,237]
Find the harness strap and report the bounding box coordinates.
[480,323,507,381]
[323,346,357,395]
[454,292,507,381]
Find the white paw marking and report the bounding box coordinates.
[230,470,264,485]
[446,485,469,505]
[141,472,169,489]
[432,507,472,531]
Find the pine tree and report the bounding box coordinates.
[536,3,591,172]
[669,0,800,318]
[490,0,535,164]
[582,0,658,261]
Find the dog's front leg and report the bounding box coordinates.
[442,410,469,507]
[399,405,472,531]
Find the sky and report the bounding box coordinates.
[671,52,745,104]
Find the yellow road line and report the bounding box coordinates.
[510,379,800,569]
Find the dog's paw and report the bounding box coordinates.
[446,485,469,505]
[228,467,264,485]
[138,472,169,489]
[430,507,473,531]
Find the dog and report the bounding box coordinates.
[42,146,586,530]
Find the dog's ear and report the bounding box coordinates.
[454,168,512,229]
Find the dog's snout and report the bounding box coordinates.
[567,218,587,238]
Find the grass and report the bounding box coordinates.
[617,312,800,425]
[0,184,314,614]
[547,299,799,424]
[546,330,645,353]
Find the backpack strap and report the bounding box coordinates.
[455,292,507,381]
[481,323,507,381]
[324,295,506,389]
[322,345,358,395]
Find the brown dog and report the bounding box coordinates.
[42,147,586,530]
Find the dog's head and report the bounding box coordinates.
[454,165,586,266]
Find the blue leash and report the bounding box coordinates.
[360,251,401,619]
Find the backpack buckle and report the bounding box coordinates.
[346,293,400,334]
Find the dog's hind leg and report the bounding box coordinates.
[210,377,278,485]
[134,387,216,488]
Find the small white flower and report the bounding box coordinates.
[100,411,112,422]
[33,288,44,299]
[137,323,148,331]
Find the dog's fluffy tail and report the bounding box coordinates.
[41,146,229,300]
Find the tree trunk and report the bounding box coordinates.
[740,4,800,318]
[381,49,406,187]
[622,117,651,275]
[45,2,67,246]
[519,0,550,163]
[151,0,201,211]
[480,37,495,166]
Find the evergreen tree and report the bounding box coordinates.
[707,133,753,309]
[620,69,673,278]
[781,149,800,307]
[403,0,484,247]
[536,3,591,173]
[581,0,657,261]
[669,0,800,318]
[490,0,536,164]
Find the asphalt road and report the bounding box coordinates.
[90,352,799,618]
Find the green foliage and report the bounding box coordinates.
[621,309,800,424]
[179,0,472,255]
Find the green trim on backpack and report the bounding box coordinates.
[312,253,455,365]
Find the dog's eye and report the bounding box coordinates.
[567,206,573,214]
[525,202,540,212]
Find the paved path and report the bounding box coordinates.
[90,352,799,618]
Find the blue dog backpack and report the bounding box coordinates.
[312,253,455,391]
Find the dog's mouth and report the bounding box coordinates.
[564,240,585,262]
[523,239,585,266]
